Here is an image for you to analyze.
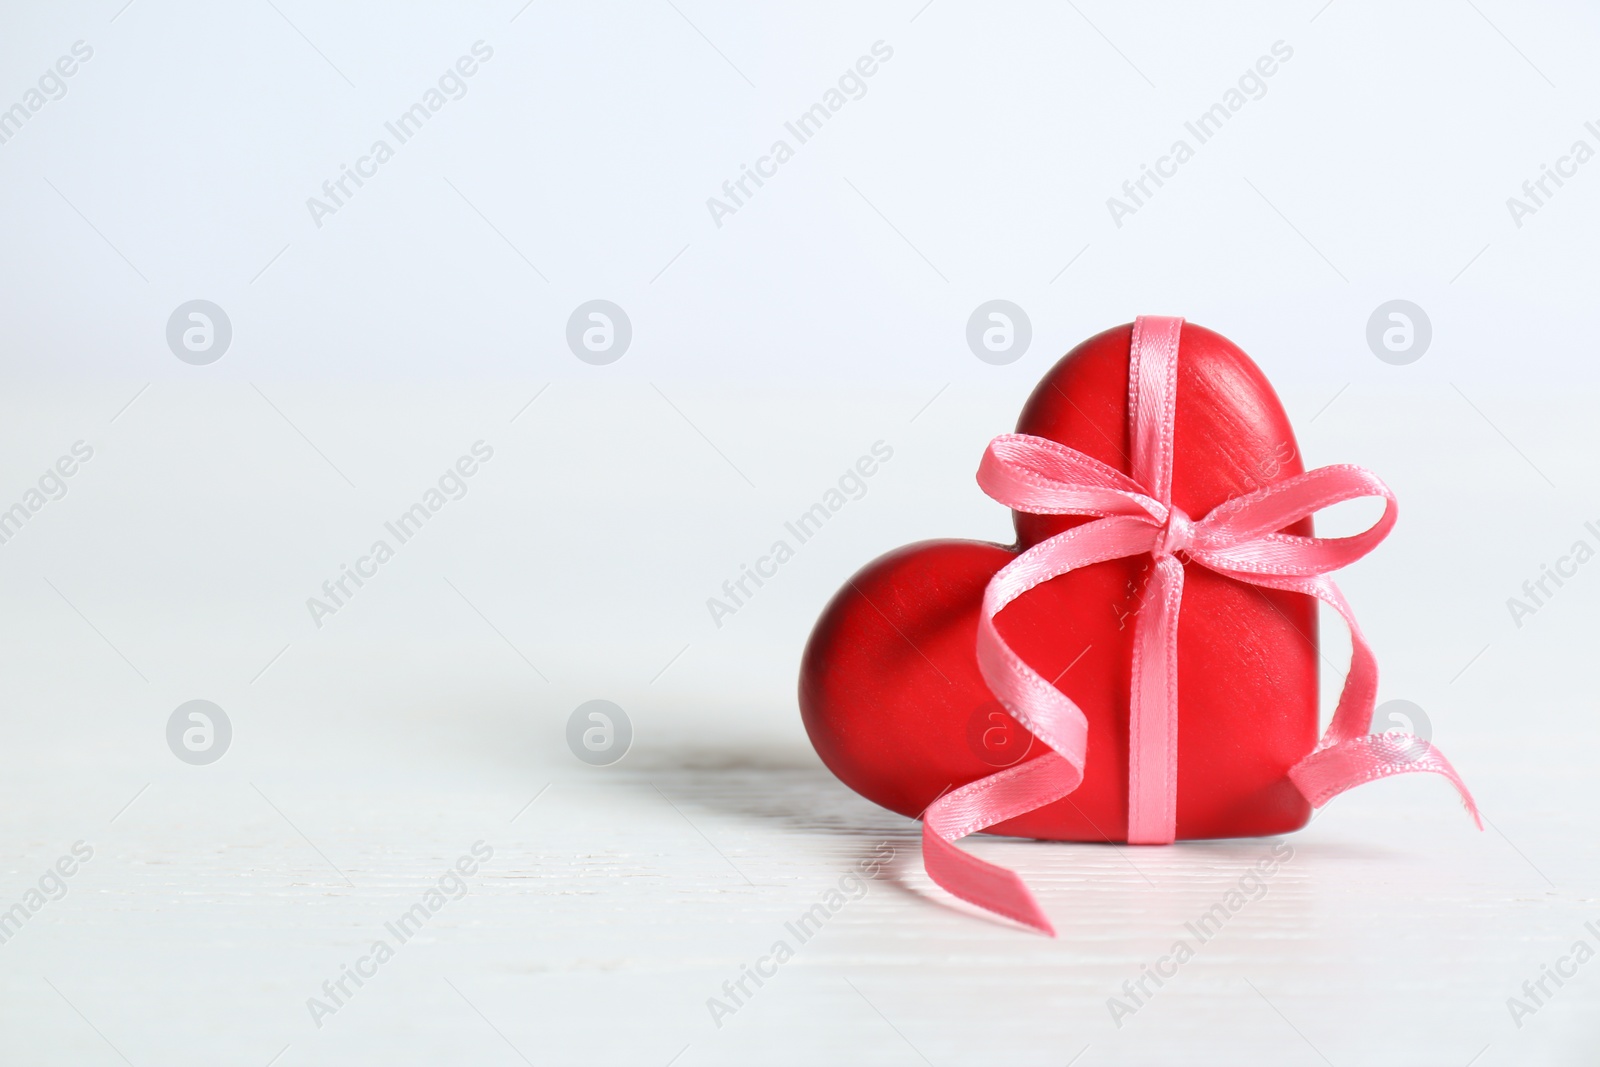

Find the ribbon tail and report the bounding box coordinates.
[921,753,1083,936]
[1289,732,1482,829]
[921,827,1055,936]
[1233,570,1482,829]
[920,518,1151,935]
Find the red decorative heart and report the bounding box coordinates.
[800,322,1321,842]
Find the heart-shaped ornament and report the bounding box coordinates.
[800,321,1318,842]
[799,318,1478,933]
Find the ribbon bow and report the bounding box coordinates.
[921,316,1479,935]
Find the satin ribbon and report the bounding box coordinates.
[921,316,1481,936]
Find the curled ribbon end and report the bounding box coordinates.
[1290,732,1483,834]
[999,883,1057,937]
[921,818,1057,936]
[1003,885,1057,938]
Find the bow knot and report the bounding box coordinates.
[1153,505,1193,559]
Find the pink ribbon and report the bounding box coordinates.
[921,316,1481,936]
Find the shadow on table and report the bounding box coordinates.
[608,735,1410,933]
[617,737,908,840]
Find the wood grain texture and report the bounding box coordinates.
[0,727,1588,1067]
[0,384,1590,1066]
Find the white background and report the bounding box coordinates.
[0,1,1596,1064]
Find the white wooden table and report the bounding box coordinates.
[0,379,1591,1066]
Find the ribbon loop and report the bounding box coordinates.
[1190,464,1399,577]
[919,316,1480,936]
[977,433,1164,521]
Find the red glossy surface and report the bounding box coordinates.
[799,322,1318,841]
